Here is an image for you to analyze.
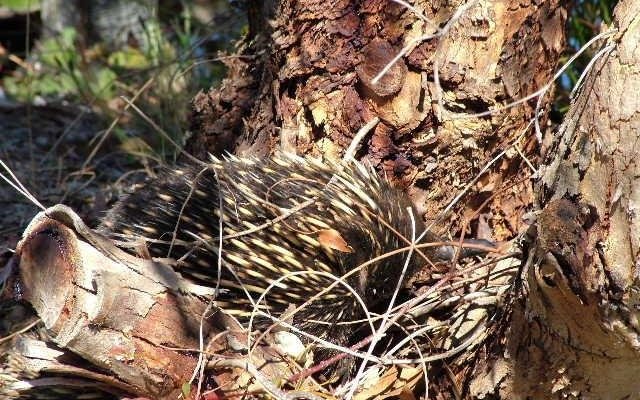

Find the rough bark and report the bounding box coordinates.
[466,2,640,398]
[182,1,569,396]
[2,205,297,399]
[188,0,567,241]
[7,206,215,398]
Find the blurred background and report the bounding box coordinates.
[0,0,246,249]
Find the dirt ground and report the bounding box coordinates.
[0,103,149,270]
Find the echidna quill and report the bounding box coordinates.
[99,155,490,356]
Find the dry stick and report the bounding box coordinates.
[373,0,478,119]
[218,118,380,244]
[303,253,515,329]
[430,0,479,120]
[244,118,466,385]
[383,259,521,361]
[246,269,378,355]
[211,124,448,375]
[370,0,477,85]
[193,170,227,400]
[152,330,230,354]
[401,254,518,319]
[393,312,431,400]
[342,259,519,382]
[390,0,437,28]
[252,250,512,394]
[190,135,384,396]
[387,0,616,130]
[381,274,500,365]
[286,248,506,383]
[120,97,206,167]
[570,43,616,99]
[55,77,158,205]
[289,315,462,382]
[206,359,324,400]
[532,33,615,140]
[287,336,374,383]
[344,117,380,161]
[450,174,531,269]
[85,53,232,161]
[41,63,123,166]
[514,136,537,174]
[82,77,156,170]
[167,166,212,258]
[382,258,520,367]
[40,108,91,166]
[345,207,417,400]
[7,54,31,70]
[452,28,616,122]
[294,314,430,387]
[175,55,256,82]
[0,158,46,210]
[296,241,497,346]
[420,118,535,243]
[246,241,500,378]
[0,319,41,344]
[59,170,99,205]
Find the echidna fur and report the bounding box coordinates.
[99,155,428,344]
[99,154,433,352]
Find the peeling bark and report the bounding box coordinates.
[467,1,640,398]
[7,206,215,398]
[187,0,567,240]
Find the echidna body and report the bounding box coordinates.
[99,155,430,352]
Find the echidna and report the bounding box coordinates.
[99,154,433,354]
[97,153,493,371]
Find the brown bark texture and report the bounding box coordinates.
[1,205,296,399]
[188,0,567,241]
[489,1,640,398]
[6,206,214,399]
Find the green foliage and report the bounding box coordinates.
[0,0,40,13]
[4,27,117,102]
[1,0,246,161]
[555,0,618,115]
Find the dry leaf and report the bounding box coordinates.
[317,229,353,253]
[354,366,422,400]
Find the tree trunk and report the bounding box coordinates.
[188,0,567,241]
[489,1,640,398]
[188,0,640,397]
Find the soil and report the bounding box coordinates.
[0,102,149,285]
